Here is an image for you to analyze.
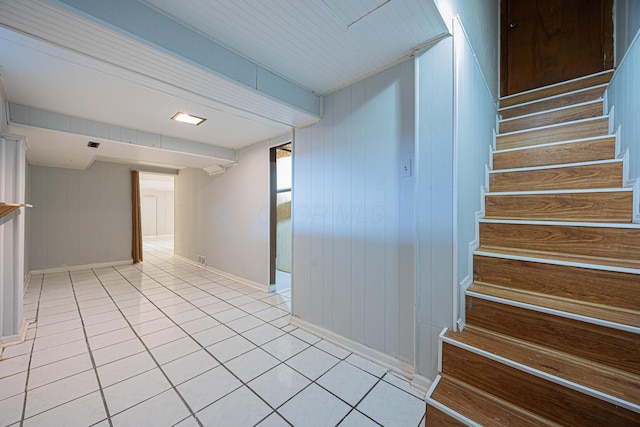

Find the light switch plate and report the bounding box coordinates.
[400,159,412,177]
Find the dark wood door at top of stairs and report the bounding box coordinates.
[501,0,613,96]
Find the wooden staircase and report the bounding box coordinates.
[426,70,640,426]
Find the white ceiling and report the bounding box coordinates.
[0,0,447,170]
[142,0,448,93]
[0,27,290,149]
[13,124,235,171]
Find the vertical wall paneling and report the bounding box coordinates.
[434,0,500,100]
[614,0,640,66]
[415,37,455,379]
[0,135,27,342]
[608,11,640,184]
[292,61,415,365]
[331,85,353,339]
[363,70,387,353]
[323,93,335,330]
[350,79,366,344]
[174,141,271,288]
[28,162,132,271]
[309,118,325,325]
[397,61,416,361]
[453,17,498,325]
[292,126,312,319]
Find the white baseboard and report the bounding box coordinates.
[289,316,431,392]
[0,320,28,347]
[410,374,433,393]
[29,259,133,275]
[173,254,269,293]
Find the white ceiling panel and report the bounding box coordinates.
[320,0,390,27]
[141,0,448,93]
[13,124,234,171]
[0,0,447,170]
[0,27,290,150]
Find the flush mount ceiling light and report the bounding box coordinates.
[171,112,206,126]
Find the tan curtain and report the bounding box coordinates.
[131,170,143,264]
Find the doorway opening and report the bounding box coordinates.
[139,172,175,259]
[270,143,292,293]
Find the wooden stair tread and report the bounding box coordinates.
[484,191,633,222]
[499,101,603,134]
[425,404,467,427]
[476,246,640,271]
[485,190,632,222]
[499,85,607,119]
[473,254,640,311]
[496,117,609,151]
[441,338,640,426]
[468,282,640,329]
[493,137,616,170]
[490,161,623,192]
[479,221,640,263]
[436,71,640,425]
[445,327,640,408]
[500,71,613,108]
[429,375,556,427]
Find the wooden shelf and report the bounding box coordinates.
[0,203,29,220]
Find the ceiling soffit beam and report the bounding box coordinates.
[9,102,236,164]
[0,0,320,127]
[50,0,319,117]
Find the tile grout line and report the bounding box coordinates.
[17,240,424,427]
[128,249,422,426]
[110,263,300,425]
[115,255,302,424]
[68,271,114,427]
[91,267,205,427]
[19,273,44,427]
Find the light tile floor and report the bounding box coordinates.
[0,236,426,426]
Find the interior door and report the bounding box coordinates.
[501,0,613,96]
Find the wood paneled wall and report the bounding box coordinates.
[292,60,415,365]
[29,162,132,270]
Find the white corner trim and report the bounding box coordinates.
[289,316,420,386]
[172,254,269,292]
[437,327,448,373]
[29,259,132,275]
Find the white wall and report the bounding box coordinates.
[141,189,174,236]
[453,19,498,316]
[608,3,640,183]
[414,17,497,380]
[0,88,8,133]
[29,161,132,270]
[175,141,270,288]
[0,134,27,341]
[615,0,640,65]
[415,38,455,379]
[293,60,415,366]
[435,0,500,100]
